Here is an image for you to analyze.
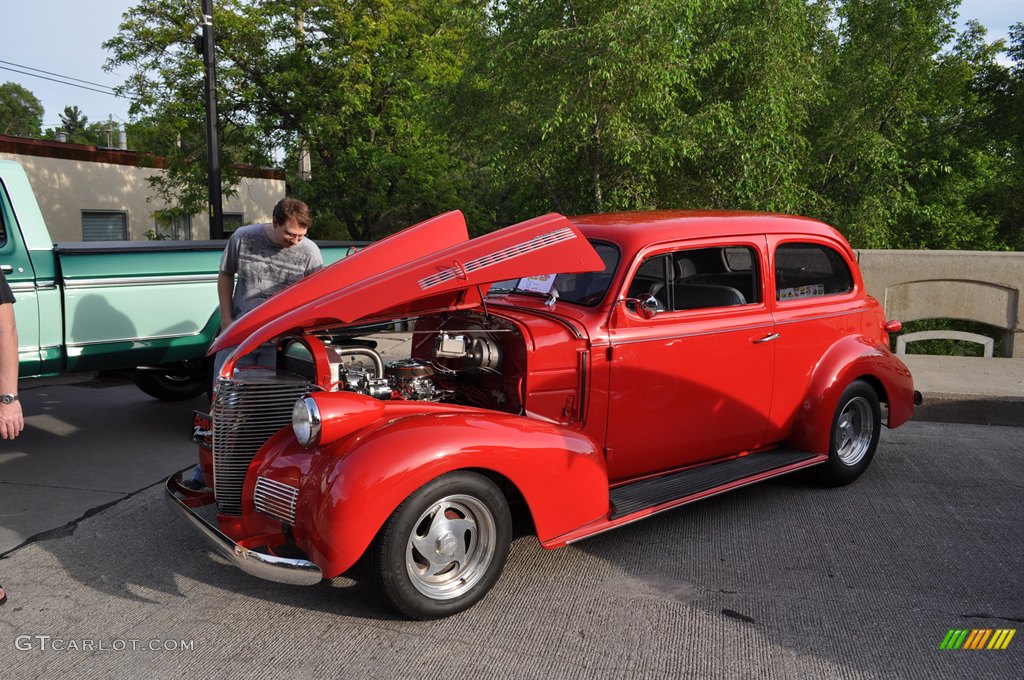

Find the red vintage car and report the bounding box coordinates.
[167,210,917,619]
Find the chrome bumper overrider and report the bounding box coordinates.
[164,476,322,586]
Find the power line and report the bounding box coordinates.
[0,59,118,92]
[0,64,121,98]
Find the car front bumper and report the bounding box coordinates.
[164,475,322,586]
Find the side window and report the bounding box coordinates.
[0,192,7,248]
[671,246,759,310]
[775,243,853,300]
[0,180,13,249]
[626,245,760,313]
[626,254,672,310]
[82,211,128,241]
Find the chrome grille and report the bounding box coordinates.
[254,477,300,525]
[212,370,313,515]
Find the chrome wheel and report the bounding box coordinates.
[405,494,497,601]
[816,381,881,487]
[377,472,511,618]
[834,396,873,466]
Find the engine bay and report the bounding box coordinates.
[283,313,525,415]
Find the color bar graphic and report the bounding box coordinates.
[940,628,1016,650]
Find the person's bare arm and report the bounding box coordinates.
[0,303,23,439]
[218,271,235,331]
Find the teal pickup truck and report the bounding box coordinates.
[0,159,357,400]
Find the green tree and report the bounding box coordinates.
[236,0,487,240]
[105,0,274,222]
[0,82,44,137]
[976,22,1024,250]
[103,0,1020,250]
[105,0,483,241]
[54,105,112,145]
[802,0,1006,249]
[456,0,827,224]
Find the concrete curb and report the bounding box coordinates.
[911,393,1024,428]
[900,355,1024,428]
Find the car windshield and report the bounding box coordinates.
[488,241,620,307]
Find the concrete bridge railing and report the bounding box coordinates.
[856,250,1024,359]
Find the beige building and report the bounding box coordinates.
[0,134,285,242]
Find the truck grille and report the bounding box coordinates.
[212,371,313,515]
[254,477,300,525]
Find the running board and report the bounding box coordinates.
[609,449,821,519]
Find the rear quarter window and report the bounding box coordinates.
[774,243,853,301]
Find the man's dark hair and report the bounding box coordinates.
[273,197,312,229]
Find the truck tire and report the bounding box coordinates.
[133,362,211,402]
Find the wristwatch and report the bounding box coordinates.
[1,394,18,404]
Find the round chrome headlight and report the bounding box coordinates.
[292,396,321,448]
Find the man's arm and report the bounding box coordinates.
[218,271,236,331]
[0,303,23,439]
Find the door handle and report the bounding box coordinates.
[753,333,780,344]
[0,264,12,275]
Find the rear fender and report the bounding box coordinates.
[787,335,915,453]
[259,412,608,578]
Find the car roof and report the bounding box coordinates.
[568,210,848,252]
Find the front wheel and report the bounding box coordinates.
[373,472,512,619]
[814,380,881,487]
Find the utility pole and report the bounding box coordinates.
[201,0,224,239]
[297,9,311,182]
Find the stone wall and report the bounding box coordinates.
[856,250,1024,358]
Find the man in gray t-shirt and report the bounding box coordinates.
[215,197,323,371]
[219,198,323,327]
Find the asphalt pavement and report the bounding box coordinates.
[0,358,1021,678]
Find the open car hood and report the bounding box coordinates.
[217,212,604,375]
[211,210,470,355]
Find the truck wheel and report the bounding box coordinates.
[373,471,511,619]
[814,380,881,487]
[133,364,210,402]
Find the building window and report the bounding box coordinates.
[223,213,245,234]
[165,214,192,240]
[82,211,128,241]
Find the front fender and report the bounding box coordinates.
[254,411,608,578]
[787,334,914,454]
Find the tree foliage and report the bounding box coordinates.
[103,0,1024,250]
[43,105,113,146]
[104,0,273,221]
[0,82,44,137]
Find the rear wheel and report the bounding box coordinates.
[132,360,212,401]
[815,380,881,486]
[373,472,511,619]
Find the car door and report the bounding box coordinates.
[765,235,865,442]
[0,179,41,376]
[604,237,775,483]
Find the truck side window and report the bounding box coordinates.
[775,242,853,300]
[0,186,9,248]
